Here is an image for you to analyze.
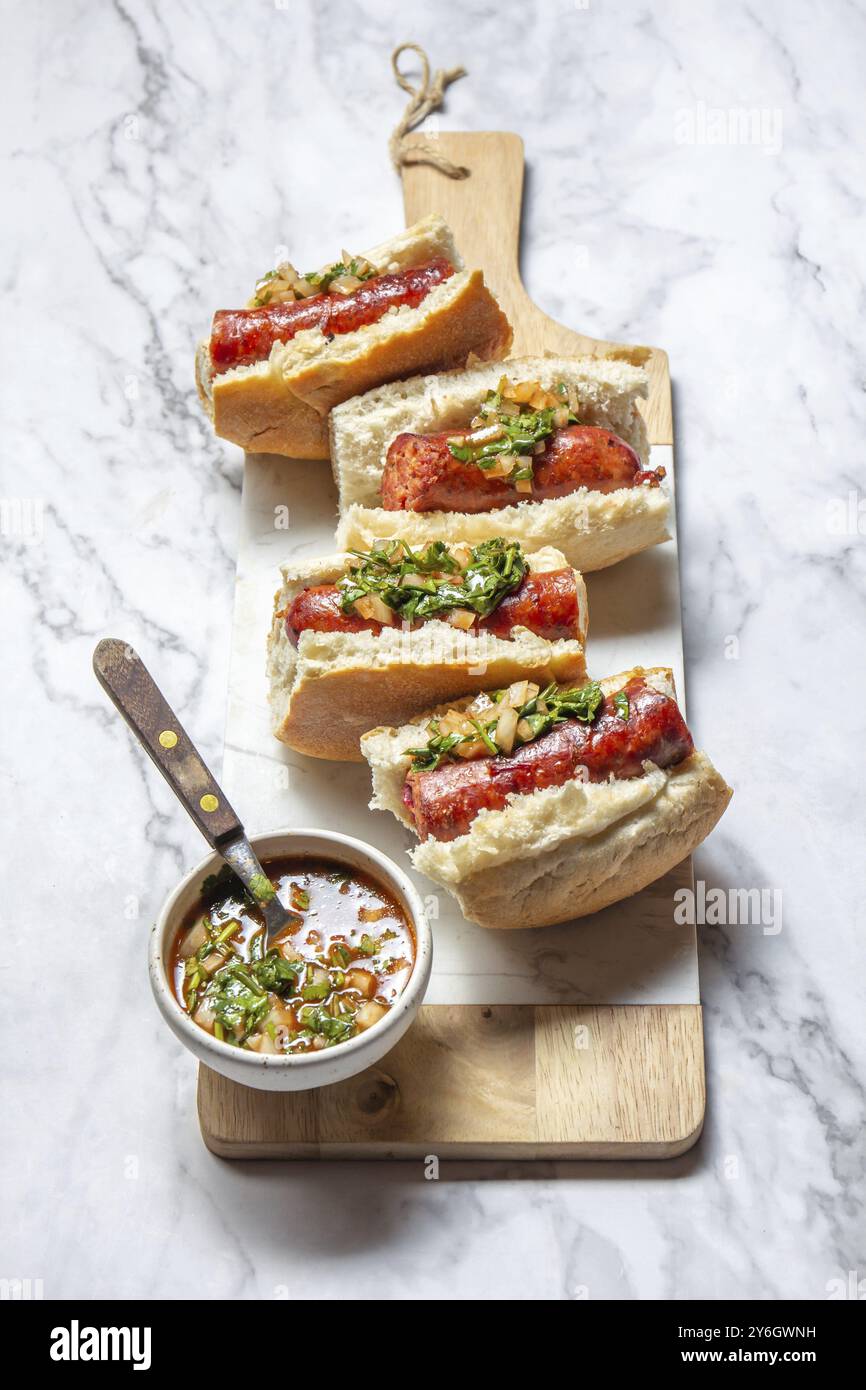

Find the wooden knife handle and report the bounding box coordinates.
[93,638,242,848]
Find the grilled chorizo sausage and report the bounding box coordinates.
[403,678,694,843]
[285,586,381,640]
[380,423,659,512]
[210,258,454,374]
[285,569,583,644]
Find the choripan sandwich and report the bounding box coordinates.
[268,538,588,761]
[361,666,731,929]
[331,356,670,572]
[196,215,512,459]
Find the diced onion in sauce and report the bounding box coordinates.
[345,968,376,998]
[506,680,537,707]
[497,378,565,411]
[439,709,476,737]
[193,1001,216,1032]
[468,691,495,714]
[466,423,506,446]
[447,608,477,630]
[179,919,208,959]
[505,379,539,403]
[495,704,519,754]
[252,251,376,307]
[355,1000,389,1032]
[328,273,364,295]
[485,453,519,479]
[353,593,394,625]
[455,737,485,759]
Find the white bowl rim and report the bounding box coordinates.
[150,826,431,1072]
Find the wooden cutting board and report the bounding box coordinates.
[198,132,704,1160]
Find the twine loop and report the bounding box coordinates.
[389,43,470,179]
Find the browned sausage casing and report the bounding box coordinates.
[380,424,655,513]
[403,678,694,843]
[210,259,454,375]
[285,569,583,645]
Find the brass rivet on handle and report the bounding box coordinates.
[199,793,219,813]
[158,730,178,749]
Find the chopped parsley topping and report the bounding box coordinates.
[303,259,376,292]
[249,951,304,995]
[446,382,578,486]
[338,537,528,624]
[299,1007,356,1043]
[208,965,270,1043]
[408,680,606,772]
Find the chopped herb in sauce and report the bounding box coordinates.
[172,857,415,1055]
[408,680,605,771]
[338,537,528,624]
[446,379,579,488]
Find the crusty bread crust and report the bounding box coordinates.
[328,355,669,571]
[336,487,670,574]
[196,343,330,458]
[196,215,512,459]
[267,547,588,761]
[360,666,732,929]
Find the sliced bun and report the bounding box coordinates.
[268,546,588,762]
[196,215,512,459]
[360,666,732,929]
[330,355,669,571]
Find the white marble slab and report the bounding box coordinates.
[222,444,699,1003]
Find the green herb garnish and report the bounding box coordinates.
[445,384,578,486]
[299,1006,356,1044]
[249,950,304,996]
[206,964,269,1042]
[301,978,330,1003]
[303,259,376,292]
[338,537,528,625]
[614,692,630,721]
[248,872,276,903]
[408,680,605,772]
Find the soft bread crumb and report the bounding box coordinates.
[330,354,651,510]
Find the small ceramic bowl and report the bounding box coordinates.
[149,828,432,1091]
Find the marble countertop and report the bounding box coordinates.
[4,0,864,1300]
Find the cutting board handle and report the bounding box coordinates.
[402,131,525,297]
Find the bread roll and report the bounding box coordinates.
[196,215,512,459]
[361,667,732,928]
